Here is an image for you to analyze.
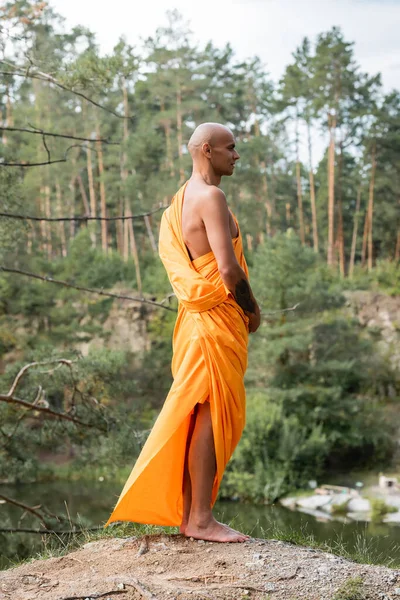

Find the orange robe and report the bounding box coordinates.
[105,181,249,527]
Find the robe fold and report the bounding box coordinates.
[105,181,250,527]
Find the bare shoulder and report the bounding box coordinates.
[197,185,228,216]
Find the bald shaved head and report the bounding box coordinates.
[188,123,234,157]
[187,122,240,179]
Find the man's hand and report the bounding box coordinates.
[199,186,261,333]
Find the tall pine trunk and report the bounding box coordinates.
[161,100,175,177]
[349,186,362,278]
[96,123,108,254]
[295,117,305,245]
[336,141,345,277]
[367,143,377,271]
[121,77,142,294]
[2,86,13,145]
[361,209,369,267]
[55,181,67,257]
[176,79,185,185]
[327,114,336,266]
[86,143,97,248]
[307,119,319,253]
[395,228,400,261]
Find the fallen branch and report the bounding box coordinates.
[59,591,126,600]
[276,565,301,580]
[0,527,103,534]
[0,266,177,312]
[121,580,159,600]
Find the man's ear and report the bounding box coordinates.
[202,142,212,157]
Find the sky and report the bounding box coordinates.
[50,0,400,92]
[48,0,400,162]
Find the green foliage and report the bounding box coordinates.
[370,498,397,523]
[221,392,328,502]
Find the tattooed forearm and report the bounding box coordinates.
[234,279,256,314]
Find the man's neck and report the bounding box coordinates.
[190,167,221,187]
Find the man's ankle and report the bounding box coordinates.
[189,509,213,528]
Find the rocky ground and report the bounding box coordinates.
[1,534,400,600]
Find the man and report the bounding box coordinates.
[105,122,261,543]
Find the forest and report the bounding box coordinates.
[0,0,400,562]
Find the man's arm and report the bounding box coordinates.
[199,187,261,332]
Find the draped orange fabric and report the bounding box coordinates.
[105,181,249,527]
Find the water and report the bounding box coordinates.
[2,479,400,569]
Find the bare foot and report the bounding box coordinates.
[185,516,248,542]
[179,522,188,535]
[181,519,250,539]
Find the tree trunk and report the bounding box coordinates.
[44,184,52,260]
[307,120,318,253]
[367,143,377,271]
[68,175,76,242]
[176,79,185,185]
[349,186,362,279]
[86,143,97,248]
[361,209,369,268]
[121,77,142,293]
[55,181,67,257]
[253,116,272,236]
[161,100,175,177]
[144,214,157,253]
[327,115,336,266]
[286,203,291,225]
[96,123,108,254]
[246,234,253,252]
[395,229,400,261]
[336,141,345,277]
[295,117,305,245]
[2,86,13,145]
[77,174,90,216]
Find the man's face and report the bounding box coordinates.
[205,131,240,176]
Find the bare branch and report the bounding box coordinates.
[7,359,74,396]
[0,266,177,312]
[0,205,164,222]
[0,392,102,428]
[0,62,133,121]
[0,125,119,145]
[261,302,301,316]
[0,494,50,529]
[0,140,88,167]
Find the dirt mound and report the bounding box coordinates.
[1,534,399,600]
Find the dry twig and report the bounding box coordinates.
[0,266,177,312]
[0,204,163,222]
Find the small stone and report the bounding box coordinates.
[197,539,205,544]
[206,548,212,553]
[155,566,165,574]
[394,589,400,596]
[116,583,125,590]
[252,553,262,561]
[265,583,276,592]
[190,537,194,541]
